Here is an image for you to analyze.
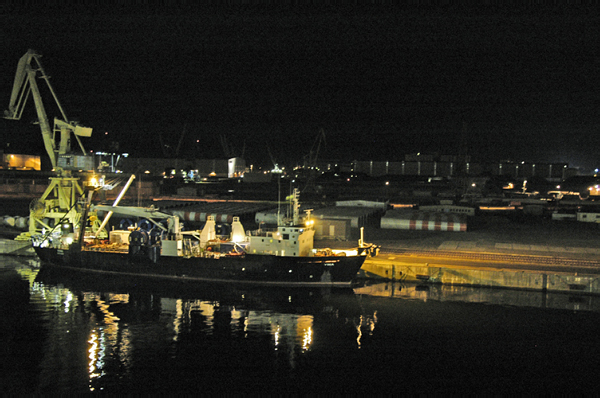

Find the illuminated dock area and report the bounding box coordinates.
[360,260,600,295]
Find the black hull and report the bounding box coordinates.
[33,246,368,287]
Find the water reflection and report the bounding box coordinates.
[4,255,600,395]
[5,258,361,393]
[355,281,600,312]
[82,292,131,391]
[354,312,378,349]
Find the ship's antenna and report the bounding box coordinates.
[277,174,281,226]
[293,188,300,225]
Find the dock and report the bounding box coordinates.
[0,238,35,257]
[352,237,600,295]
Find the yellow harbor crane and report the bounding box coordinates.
[4,49,95,237]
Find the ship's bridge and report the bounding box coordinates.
[248,225,315,257]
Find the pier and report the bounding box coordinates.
[356,240,600,295]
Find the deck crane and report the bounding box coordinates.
[4,49,95,236]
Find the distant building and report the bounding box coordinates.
[1,152,41,170]
[119,157,230,178]
[351,157,569,180]
[228,157,246,178]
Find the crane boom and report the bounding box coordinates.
[5,50,57,168]
[4,49,92,170]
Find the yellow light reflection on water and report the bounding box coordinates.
[63,292,72,313]
[88,328,108,392]
[83,293,129,391]
[169,297,318,370]
[297,315,313,351]
[302,326,313,350]
[354,311,378,349]
[14,263,40,286]
[12,262,138,393]
[88,331,101,379]
[274,324,281,349]
[356,315,363,348]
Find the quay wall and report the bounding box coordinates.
[360,262,600,295]
[0,239,34,256]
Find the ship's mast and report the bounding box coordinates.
[292,188,300,225]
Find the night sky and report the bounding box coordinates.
[2,6,599,172]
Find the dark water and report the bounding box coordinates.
[3,256,600,395]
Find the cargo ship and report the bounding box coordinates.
[32,187,379,287]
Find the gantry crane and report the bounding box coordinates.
[4,49,94,237]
